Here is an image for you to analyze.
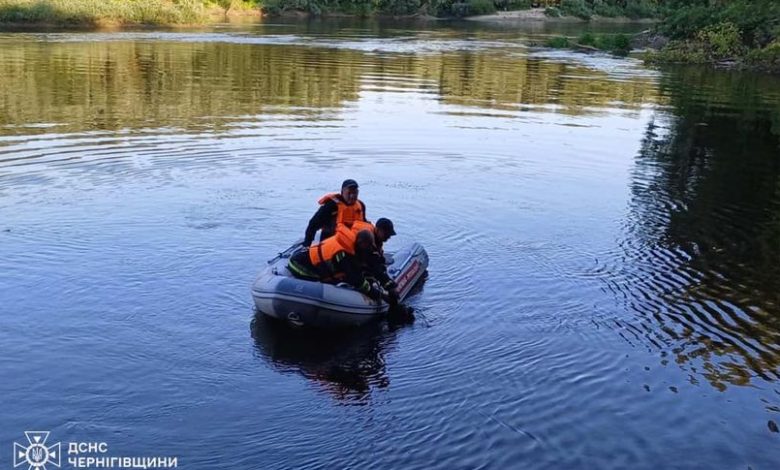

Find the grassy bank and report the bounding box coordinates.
[543,0,657,21]
[0,0,664,25]
[262,0,502,17]
[264,0,660,19]
[0,0,260,27]
[646,0,780,71]
[537,1,779,73]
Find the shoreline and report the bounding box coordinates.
[1,6,771,73]
[0,6,663,29]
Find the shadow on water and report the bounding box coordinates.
[611,66,780,391]
[250,312,399,403]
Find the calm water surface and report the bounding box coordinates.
[1,19,779,469]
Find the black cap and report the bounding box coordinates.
[341,179,359,189]
[376,218,396,236]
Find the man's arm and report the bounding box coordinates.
[303,201,336,247]
[336,254,379,300]
[366,250,392,287]
[364,247,397,302]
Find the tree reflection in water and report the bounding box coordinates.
[617,66,780,391]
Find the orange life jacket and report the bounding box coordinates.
[349,220,384,255]
[318,192,365,228]
[350,220,375,234]
[308,225,357,278]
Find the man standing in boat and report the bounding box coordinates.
[302,179,366,247]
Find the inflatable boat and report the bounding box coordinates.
[252,241,428,328]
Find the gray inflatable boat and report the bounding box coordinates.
[252,241,428,328]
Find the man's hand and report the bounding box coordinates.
[387,288,399,306]
[367,285,383,301]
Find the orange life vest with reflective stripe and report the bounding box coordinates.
[309,225,357,276]
[318,192,365,228]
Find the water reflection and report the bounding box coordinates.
[616,66,780,390]
[0,33,659,138]
[250,314,397,403]
[431,51,658,115]
[0,41,364,134]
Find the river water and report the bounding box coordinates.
[1,18,779,469]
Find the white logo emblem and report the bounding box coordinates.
[13,431,61,470]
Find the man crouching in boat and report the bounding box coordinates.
[350,218,399,306]
[288,225,384,301]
